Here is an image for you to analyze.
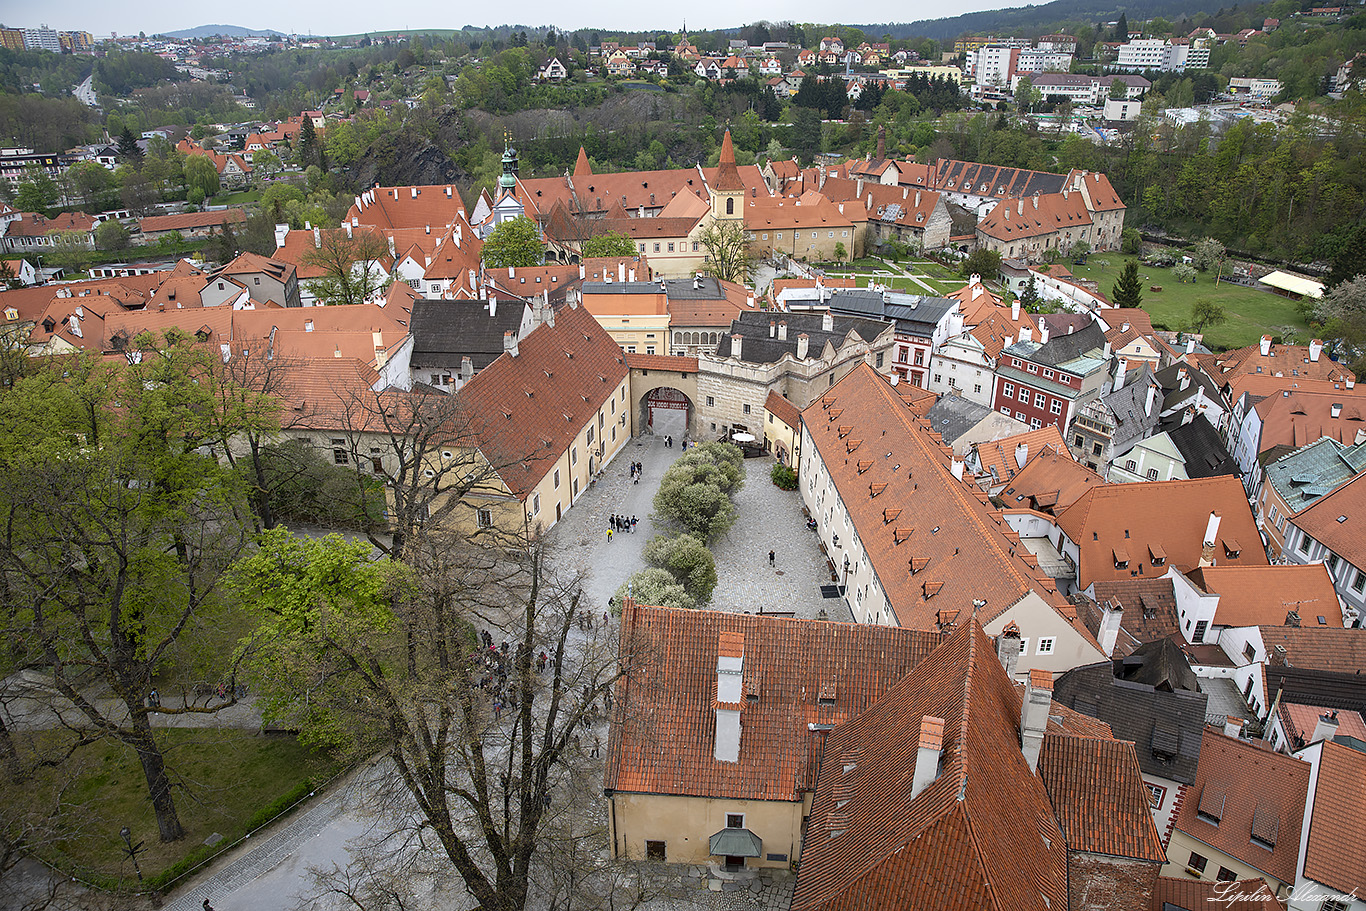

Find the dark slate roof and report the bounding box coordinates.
[1102,364,1163,456]
[408,298,528,370]
[1155,362,1224,413]
[715,310,892,364]
[1053,659,1208,783]
[1030,321,1107,367]
[925,394,993,447]
[933,160,1068,198]
[664,276,728,301]
[822,288,957,338]
[581,280,663,295]
[1118,638,1201,693]
[1264,666,1366,716]
[1168,418,1238,479]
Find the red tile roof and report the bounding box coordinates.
[457,304,627,499]
[804,364,1079,632]
[1278,703,1366,746]
[1038,734,1167,861]
[1195,343,1355,387]
[1000,445,1103,514]
[765,389,800,429]
[972,425,1068,486]
[977,191,1093,243]
[713,130,745,192]
[1056,477,1266,588]
[1174,728,1310,884]
[138,208,246,234]
[1257,626,1366,675]
[1147,877,1284,911]
[623,352,697,373]
[1252,389,1366,456]
[344,184,469,231]
[605,604,945,801]
[1303,739,1366,895]
[1187,564,1342,629]
[1289,467,1366,563]
[6,211,96,236]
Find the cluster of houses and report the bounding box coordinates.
[2,131,1364,908]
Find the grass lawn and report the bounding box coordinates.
[1067,256,1311,352]
[8,728,336,889]
[210,189,262,206]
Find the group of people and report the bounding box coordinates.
[607,514,637,540]
[628,461,644,484]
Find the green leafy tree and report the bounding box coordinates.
[1109,79,1129,101]
[642,533,717,601]
[45,231,90,273]
[184,155,221,201]
[94,219,130,252]
[1121,228,1142,255]
[1112,260,1144,308]
[834,241,848,262]
[482,216,545,268]
[251,149,282,181]
[63,161,114,211]
[959,247,1002,281]
[1019,274,1042,311]
[0,344,274,842]
[14,169,59,216]
[1327,220,1366,289]
[1189,298,1227,334]
[580,231,637,259]
[698,219,754,282]
[652,443,744,542]
[1172,263,1197,283]
[614,567,695,611]
[1016,76,1038,113]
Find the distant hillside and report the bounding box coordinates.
[159,24,286,39]
[857,0,1232,40]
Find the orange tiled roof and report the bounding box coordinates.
[745,191,854,232]
[606,604,945,801]
[1174,728,1309,885]
[345,184,469,231]
[1187,564,1343,629]
[1196,342,1355,387]
[1056,476,1266,587]
[623,352,697,373]
[1000,445,1103,514]
[804,364,1073,630]
[1225,373,1360,406]
[6,211,96,236]
[713,130,745,192]
[1290,469,1366,562]
[1257,625,1366,675]
[457,304,627,499]
[973,424,1068,486]
[793,623,1136,911]
[977,191,1092,243]
[138,209,246,234]
[1147,877,1285,911]
[1252,389,1366,456]
[1303,739,1366,895]
[765,389,800,429]
[1278,703,1366,746]
[1038,734,1167,861]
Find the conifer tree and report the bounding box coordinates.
[1112,260,1143,309]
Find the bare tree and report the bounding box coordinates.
[231,526,643,911]
[302,228,394,306]
[698,219,755,283]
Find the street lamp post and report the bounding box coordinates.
[119,825,145,883]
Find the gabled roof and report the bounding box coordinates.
[1265,437,1366,516]
[344,184,469,231]
[408,298,529,370]
[972,425,1068,486]
[1167,418,1238,479]
[605,604,944,802]
[1302,739,1366,896]
[1195,342,1355,387]
[457,304,627,499]
[138,208,246,234]
[764,389,800,429]
[1189,564,1342,629]
[1053,657,1207,783]
[924,394,993,447]
[1038,733,1168,860]
[1003,321,1107,369]
[716,310,892,365]
[1252,389,1366,458]
[1000,445,1103,514]
[802,365,1077,631]
[976,191,1093,242]
[821,288,957,337]
[1102,364,1164,455]
[5,211,96,236]
[1258,626,1366,676]
[1174,728,1309,884]
[1148,877,1285,911]
[1056,476,1266,587]
[1085,578,1183,656]
[1278,703,1366,748]
[1291,467,1366,561]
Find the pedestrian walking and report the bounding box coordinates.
[203,901,216,911]
[592,734,601,758]
[769,549,776,567]
[607,528,613,542]
[631,515,638,532]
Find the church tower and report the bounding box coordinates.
[709,129,745,224]
[491,134,524,229]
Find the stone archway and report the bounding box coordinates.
[641,386,692,439]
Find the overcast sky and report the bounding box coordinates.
[21,0,1014,38]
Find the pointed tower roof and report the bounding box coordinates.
[713,129,745,192]
[573,147,592,179]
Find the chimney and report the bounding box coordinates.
[1310,339,1323,363]
[504,330,519,358]
[460,356,474,381]
[1102,340,1111,359]
[1332,403,1343,419]
[769,320,776,338]
[1146,383,1157,416]
[312,225,321,248]
[1311,710,1340,745]
[1039,321,1050,343]
[714,633,744,763]
[910,716,945,800]
[619,262,626,283]
[951,458,965,480]
[1121,321,1130,332]
[579,263,586,279]
[1012,299,1021,321]
[1356,428,1366,446]
[489,296,497,317]
[274,223,289,248]
[915,189,921,208]
[796,333,810,360]
[1014,442,1028,470]
[822,311,834,332]
[629,268,636,282]
[731,333,743,361]
[1178,367,1190,390]
[1260,335,1272,356]
[1186,337,1197,354]
[344,222,352,239]
[996,627,1022,678]
[1098,600,1123,656]
[778,322,788,341]
[856,177,864,198]
[1018,327,1033,343]
[1021,668,1053,772]
[1224,716,1244,739]
[1200,511,1220,566]
[1018,198,1024,215]
[1114,358,1128,393]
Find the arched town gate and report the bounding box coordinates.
[640,387,692,439]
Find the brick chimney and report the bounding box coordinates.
[996,626,1022,678]
[910,716,945,799]
[1021,668,1053,772]
[714,632,745,763]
